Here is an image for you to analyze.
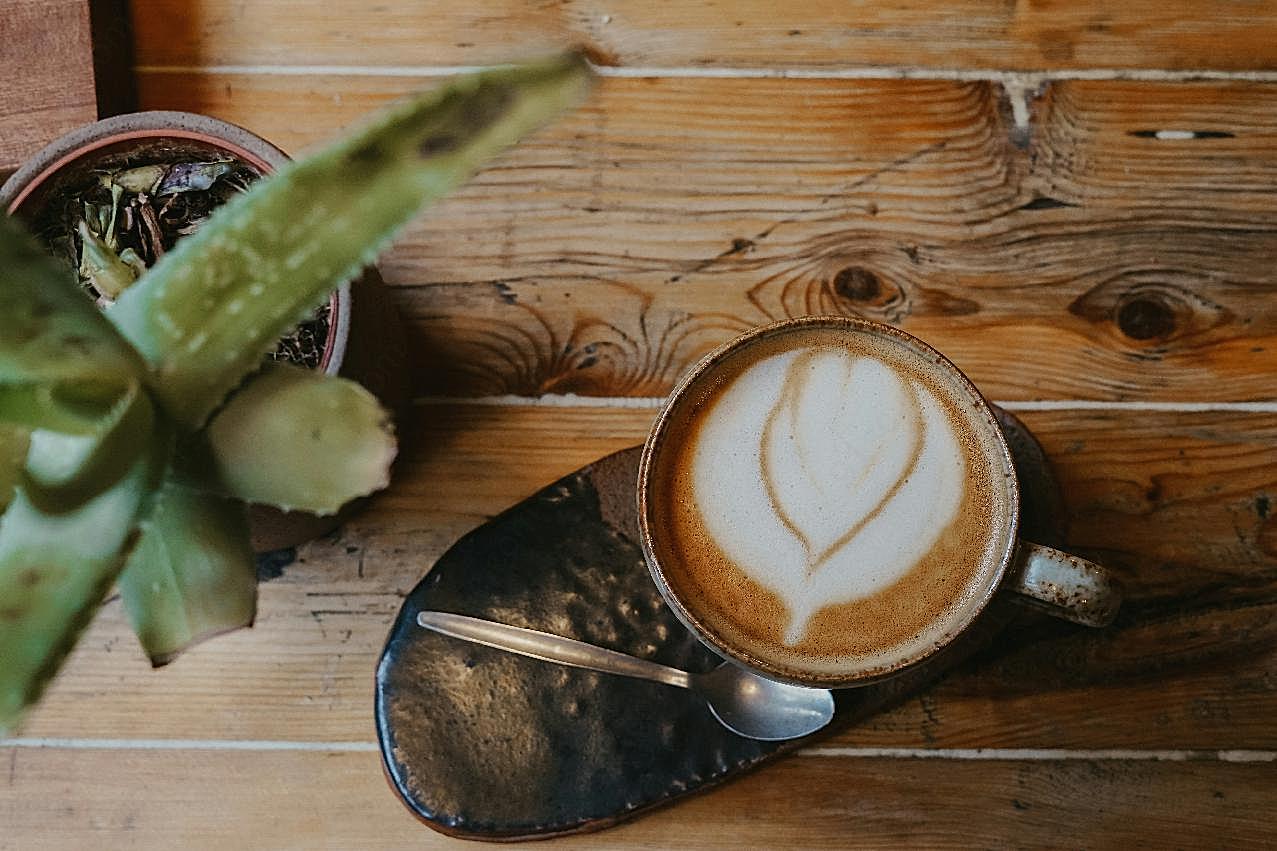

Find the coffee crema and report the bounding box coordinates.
[643,322,1017,683]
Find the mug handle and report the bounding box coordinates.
[1005,542,1122,627]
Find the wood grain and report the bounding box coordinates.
[136,72,1277,401]
[0,0,98,176]
[128,0,1277,72]
[3,748,1272,849]
[11,1,1274,846]
[12,405,1277,750]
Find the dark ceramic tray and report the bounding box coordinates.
[375,408,1064,841]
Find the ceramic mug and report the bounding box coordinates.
[636,315,1122,689]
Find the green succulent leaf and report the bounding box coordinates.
[198,363,395,514]
[0,215,142,405]
[23,380,155,512]
[118,472,255,667]
[0,383,120,435]
[107,52,593,429]
[0,401,163,733]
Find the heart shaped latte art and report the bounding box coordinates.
[691,348,965,645]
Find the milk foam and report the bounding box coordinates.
[691,347,965,645]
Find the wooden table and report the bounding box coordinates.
[4,2,1277,847]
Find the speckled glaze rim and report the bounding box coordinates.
[0,110,350,375]
[637,315,1021,689]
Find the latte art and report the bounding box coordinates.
[643,320,1017,684]
[691,349,965,644]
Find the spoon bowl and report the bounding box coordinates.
[695,661,835,741]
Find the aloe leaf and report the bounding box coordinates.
[23,381,154,512]
[0,215,141,394]
[107,52,593,429]
[0,399,162,732]
[198,363,395,514]
[118,471,255,666]
[0,383,121,435]
[0,217,154,513]
[0,214,142,458]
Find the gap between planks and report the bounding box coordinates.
[2,738,1274,762]
[412,395,1277,413]
[135,63,1277,83]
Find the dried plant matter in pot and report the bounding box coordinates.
[0,53,593,732]
[29,153,330,369]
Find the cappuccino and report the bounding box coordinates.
[642,320,1017,684]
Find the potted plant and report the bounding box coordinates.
[0,53,592,732]
[0,111,405,551]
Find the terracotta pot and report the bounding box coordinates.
[1,111,408,551]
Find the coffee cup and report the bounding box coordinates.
[637,316,1121,689]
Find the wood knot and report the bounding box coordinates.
[1068,276,1232,346]
[818,261,931,323]
[1116,297,1176,341]
[832,267,881,302]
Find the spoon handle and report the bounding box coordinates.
[416,611,692,690]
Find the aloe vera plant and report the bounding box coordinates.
[0,53,592,731]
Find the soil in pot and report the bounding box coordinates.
[19,141,332,370]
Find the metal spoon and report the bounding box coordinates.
[416,610,835,742]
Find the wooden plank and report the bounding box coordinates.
[0,0,98,176]
[2,748,1273,849]
[0,748,430,849]
[860,601,1277,750]
[19,582,1276,750]
[136,72,1277,401]
[1034,409,1277,609]
[12,406,1277,750]
[128,0,1277,72]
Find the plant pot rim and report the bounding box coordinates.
[0,110,351,376]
